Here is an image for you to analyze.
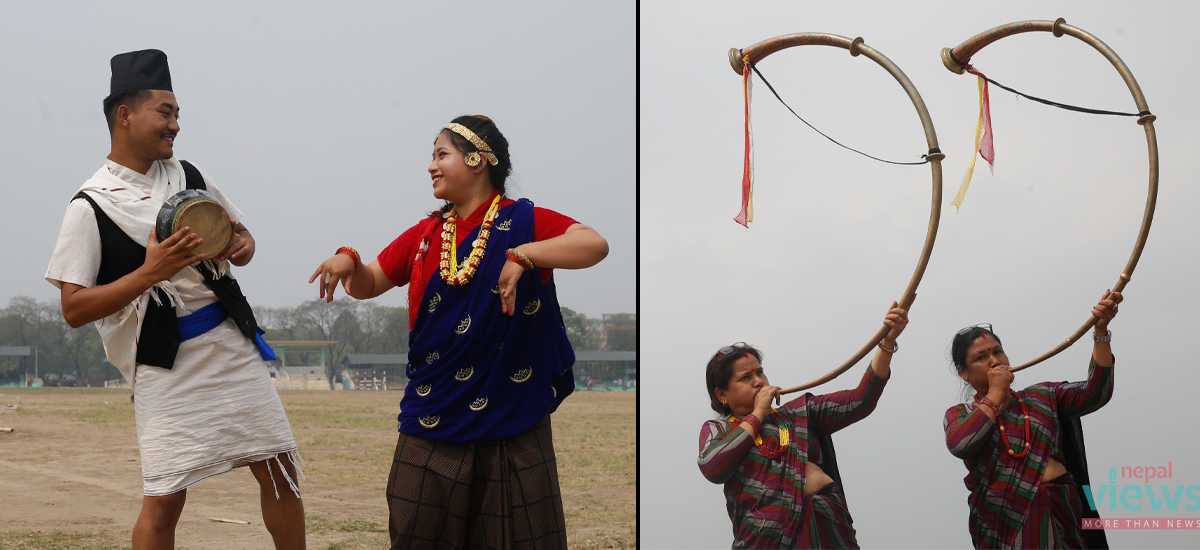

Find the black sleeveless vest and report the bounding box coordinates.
[73,160,261,369]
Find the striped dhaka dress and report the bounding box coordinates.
[698,367,888,549]
[944,359,1114,549]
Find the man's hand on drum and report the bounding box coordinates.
[215,221,254,266]
[309,253,357,303]
[143,226,205,283]
[497,257,527,315]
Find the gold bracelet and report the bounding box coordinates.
[506,248,535,270]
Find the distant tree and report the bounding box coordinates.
[603,313,637,351]
[59,323,105,385]
[0,296,58,381]
[258,298,408,387]
[0,294,623,388]
[381,306,411,354]
[561,306,603,350]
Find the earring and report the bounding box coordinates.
[464,152,481,167]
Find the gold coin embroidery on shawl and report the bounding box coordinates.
[419,415,440,428]
[427,293,441,313]
[415,384,431,396]
[470,397,488,411]
[455,366,473,381]
[496,219,512,231]
[510,367,532,383]
[426,351,439,364]
[523,299,541,315]
[455,315,471,334]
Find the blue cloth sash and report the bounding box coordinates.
[177,301,277,361]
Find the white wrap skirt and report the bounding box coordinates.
[134,318,299,496]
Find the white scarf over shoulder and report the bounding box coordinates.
[80,158,231,388]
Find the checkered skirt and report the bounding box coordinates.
[386,415,567,550]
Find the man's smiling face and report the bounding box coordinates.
[126,89,180,161]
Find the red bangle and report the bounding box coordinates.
[975,397,999,416]
[741,414,761,436]
[336,246,362,273]
[505,250,534,270]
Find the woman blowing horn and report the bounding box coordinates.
[944,291,1121,549]
[698,301,911,548]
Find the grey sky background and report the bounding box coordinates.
[0,1,634,320]
[642,2,1200,548]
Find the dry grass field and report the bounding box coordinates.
[0,387,635,549]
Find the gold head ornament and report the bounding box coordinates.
[445,122,500,167]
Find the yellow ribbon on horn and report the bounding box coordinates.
[951,75,985,212]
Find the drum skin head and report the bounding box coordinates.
[157,190,232,258]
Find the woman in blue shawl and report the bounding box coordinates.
[310,115,608,549]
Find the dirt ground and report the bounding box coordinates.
[0,388,635,549]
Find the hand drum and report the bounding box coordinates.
[156,189,232,259]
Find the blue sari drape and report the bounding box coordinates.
[398,199,575,443]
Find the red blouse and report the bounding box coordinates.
[377,192,579,289]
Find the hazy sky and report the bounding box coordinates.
[642,1,1200,548]
[0,1,634,320]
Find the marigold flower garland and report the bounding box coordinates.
[440,194,503,286]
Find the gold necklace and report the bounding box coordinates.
[440,195,502,286]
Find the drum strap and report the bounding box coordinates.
[179,160,206,191]
[178,160,264,344]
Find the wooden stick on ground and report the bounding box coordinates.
[0,428,14,432]
[208,517,251,524]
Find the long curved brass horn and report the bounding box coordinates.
[728,33,944,394]
[941,18,1158,372]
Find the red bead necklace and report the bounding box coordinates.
[977,391,1031,459]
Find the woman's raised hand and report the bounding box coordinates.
[1093,290,1123,331]
[881,296,913,346]
[753,385,782,418]
[308,253,357,303]
[986,365,1014,402]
